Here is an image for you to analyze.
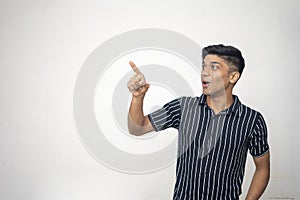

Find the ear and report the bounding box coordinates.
[230,71,240,84]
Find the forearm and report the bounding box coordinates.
[129,96,146,126]
[128,96,152,135]
[245,166,270,200]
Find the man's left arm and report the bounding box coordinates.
[245,152,270,200]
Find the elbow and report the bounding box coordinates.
[128,127,146,136]
[127,115,147,136]
[128,120,152,136]
[266,168,270,183]
[257,164,270,181]
[261,168,270,186]
[256,162,270,184]
[128,126,138,136]
[127,120,146,136]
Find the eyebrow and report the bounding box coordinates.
[202,61,222,65]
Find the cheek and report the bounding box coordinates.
[212,73,230,86]
[211,73,223,82]
[222,76,232,87]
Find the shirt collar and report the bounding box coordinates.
[198,94,206,105]
[198,94,242,116]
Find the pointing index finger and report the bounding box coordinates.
[129,61,142,74]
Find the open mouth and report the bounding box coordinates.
[202,81,210,88]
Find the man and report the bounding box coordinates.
[127,44,270,199]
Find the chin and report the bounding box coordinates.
[202,90,210,96]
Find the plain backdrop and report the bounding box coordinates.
[0,0,299,199]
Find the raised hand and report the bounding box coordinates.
[127,61,150,97]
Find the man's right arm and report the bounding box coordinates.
[127,61,154,136]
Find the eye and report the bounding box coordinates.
[211,65,219,71]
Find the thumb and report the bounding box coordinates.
[139,83,150,93]
[144,83,150,90]
[132,83,150,97]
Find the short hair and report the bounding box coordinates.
[202,44,245,75]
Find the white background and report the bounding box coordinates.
[1,0,299,199]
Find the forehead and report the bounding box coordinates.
[203,54,226,64]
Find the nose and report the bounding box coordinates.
[201,67,210,77]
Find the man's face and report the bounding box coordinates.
[201,54,236,97]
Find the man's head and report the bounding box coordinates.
[201,44,245,97]
[202,44,245,75]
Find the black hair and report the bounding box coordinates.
[202,44,245,75]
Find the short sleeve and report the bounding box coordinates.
[249,112,270,157]
[148,98,181,131]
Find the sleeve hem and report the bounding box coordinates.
[148,114,159,132]
[251,149,270,158]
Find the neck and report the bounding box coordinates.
[206,93,234,114]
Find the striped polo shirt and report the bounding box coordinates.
[148,95,269,200]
